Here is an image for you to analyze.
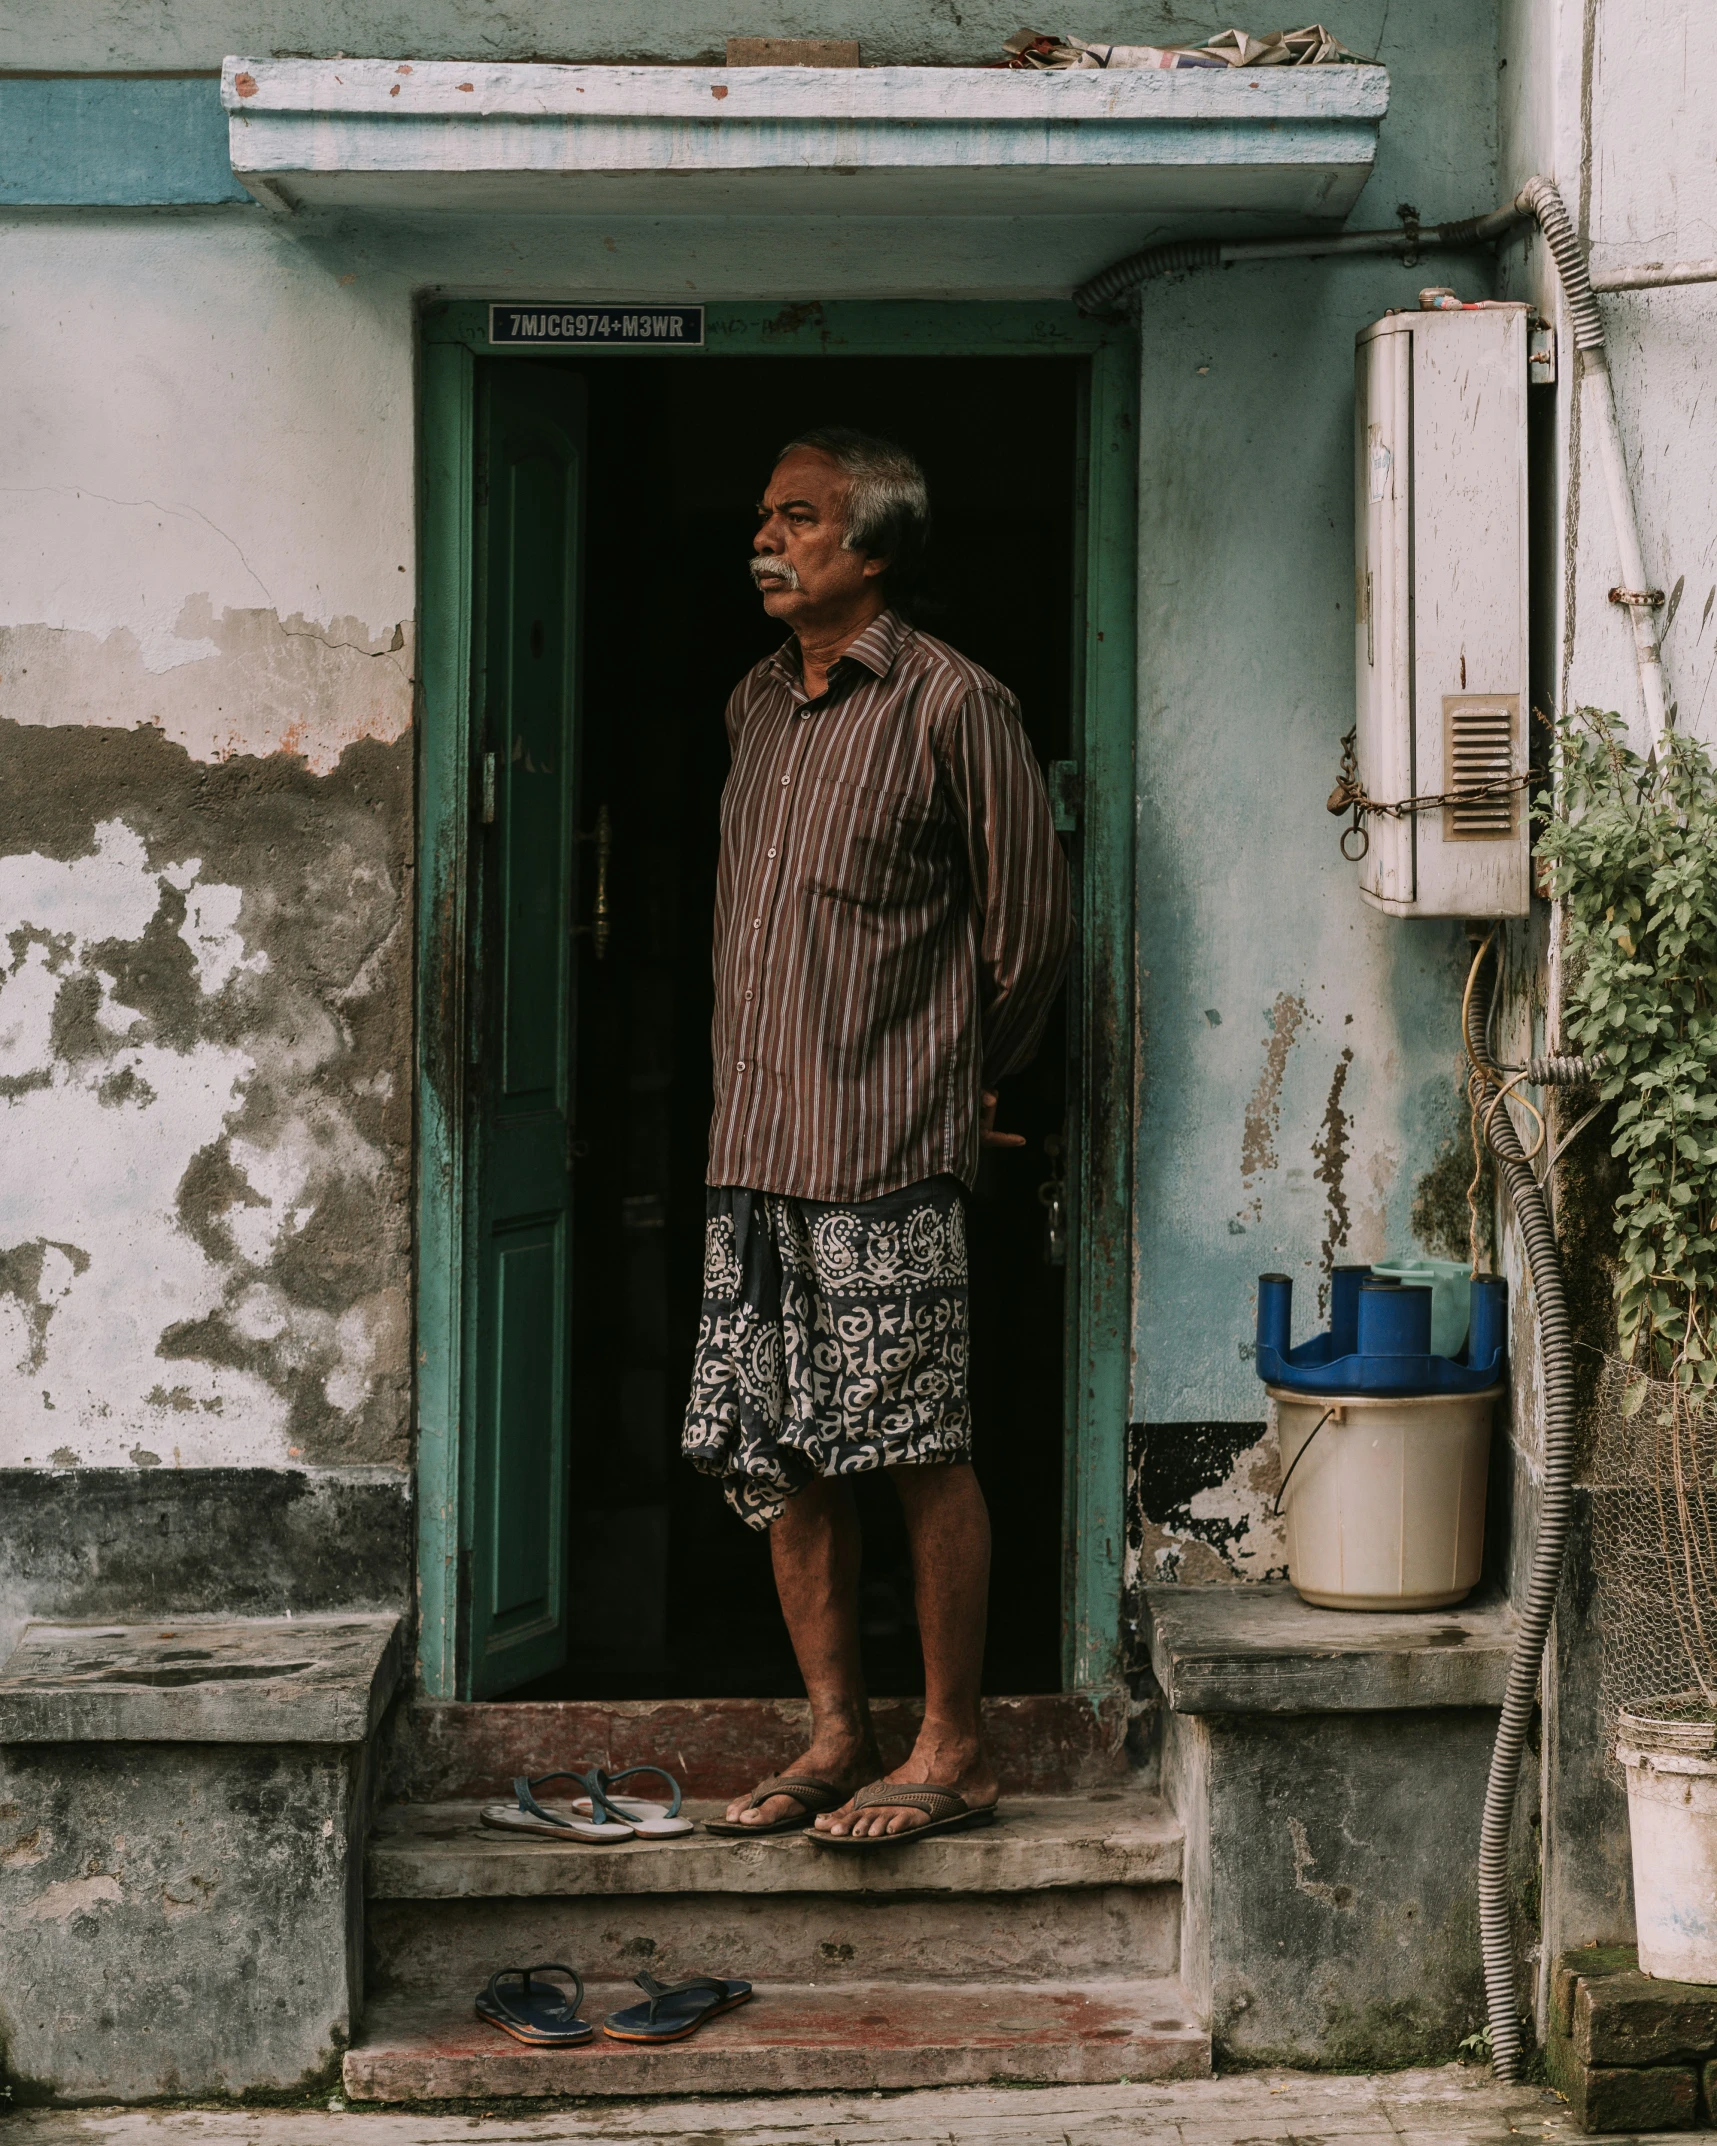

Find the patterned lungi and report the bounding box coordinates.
[681,1175,971,1530]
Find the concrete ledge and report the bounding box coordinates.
[1144,1584,1516,1713]
[0,1466,413,1670]
[221,57,1387,220]
[0,1614,402,1744]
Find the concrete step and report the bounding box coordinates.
[342,1976,1211,2100]
[366,1793,1185,1992]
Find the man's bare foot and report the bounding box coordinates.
[724,1725,880,1829]
[812,1722,998,1839]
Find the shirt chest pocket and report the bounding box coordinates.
[803,775,950,911]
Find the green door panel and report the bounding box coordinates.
[467,361,586,1694]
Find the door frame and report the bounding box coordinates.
[414,298,1138,1700]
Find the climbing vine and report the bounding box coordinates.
[1535,708,1717,1393]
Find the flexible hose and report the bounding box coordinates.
[1465,931,1578,2080]
[1513,177,1604,350]
[1527,1053,1597,1086]
[1075,238,1222,312]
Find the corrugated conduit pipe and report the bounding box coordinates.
[1464,932,1579,2081]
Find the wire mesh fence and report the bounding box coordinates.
[1584,1352,1717,1749]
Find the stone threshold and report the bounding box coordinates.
[382,1689,1133,1801]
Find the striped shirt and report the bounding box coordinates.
[707,607,1073,1203]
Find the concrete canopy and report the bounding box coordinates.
[221,58,1390,227]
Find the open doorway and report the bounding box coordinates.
[474,350,1080,1701]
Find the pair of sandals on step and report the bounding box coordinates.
[482,1760,995,1849]
[478,1965,751,2047]
[707,1771,998,1848]
[481,1764,696,1844]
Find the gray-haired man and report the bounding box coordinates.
[686,428,1072,1845]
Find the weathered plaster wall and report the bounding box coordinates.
[1494,0,1717,2005]
[1127,0,1503,1594]
[3,0,1508,1629]
[0,218,415,1476]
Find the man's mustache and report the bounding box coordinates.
[750,555,802,592]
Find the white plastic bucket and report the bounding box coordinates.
[1618,1703,1717,1982]
[1269,1384,1500,1610]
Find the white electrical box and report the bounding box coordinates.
[1353,303,1531,917]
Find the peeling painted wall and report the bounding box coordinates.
[1495,0,1717,1997]
[1129,0,1503,1576]
[0,220,415,1474]
[1,2,1514,1626]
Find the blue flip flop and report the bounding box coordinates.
[601,1971,754,2043]
[475,1964,595,2046]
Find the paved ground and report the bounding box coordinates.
[6,2066,1710,2146]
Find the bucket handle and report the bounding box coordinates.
[1272,1407,1335,1517]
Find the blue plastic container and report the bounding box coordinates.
[1254,1268,1506,1397]
[1358,1279,1433,1357]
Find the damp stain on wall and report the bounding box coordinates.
[1238,991,1307,1220]
[1312,1043,1356,1307]
[0,718,412,1468]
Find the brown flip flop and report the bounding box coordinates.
[805,1781,1000,1849]
[703,1773,850,1836]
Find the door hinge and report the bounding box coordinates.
[1047,760,1083,833]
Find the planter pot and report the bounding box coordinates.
[1618,1702,1717,1982]
[1269,1384,1500,1610]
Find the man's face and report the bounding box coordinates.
[751,448,886,627]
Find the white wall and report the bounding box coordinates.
[0,216,416,1466]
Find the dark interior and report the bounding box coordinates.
[507,353,1079,1700]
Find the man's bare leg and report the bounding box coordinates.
[814,1461,999,1838]
[723,1475,881,1827]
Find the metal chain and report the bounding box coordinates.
[1327,727,1540,862]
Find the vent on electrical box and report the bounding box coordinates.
[1442,695,1519,840]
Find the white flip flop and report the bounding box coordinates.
[480,1771,637,1843]
[570,1795,694,1839]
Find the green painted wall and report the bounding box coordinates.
[1127,0,1505,1590]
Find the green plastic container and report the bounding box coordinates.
[1369,1257,1473,1359]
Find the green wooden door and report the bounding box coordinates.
[467,361,586,1694]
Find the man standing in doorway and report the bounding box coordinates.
[685,428,1072,1845]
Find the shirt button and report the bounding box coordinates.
[766,847,777,858]
[751,918,761,930]
[780,774,791,786]
[735,1061,746,1072]
[745,990,754,1001]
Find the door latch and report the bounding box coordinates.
[1039,1131,1068,1268]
